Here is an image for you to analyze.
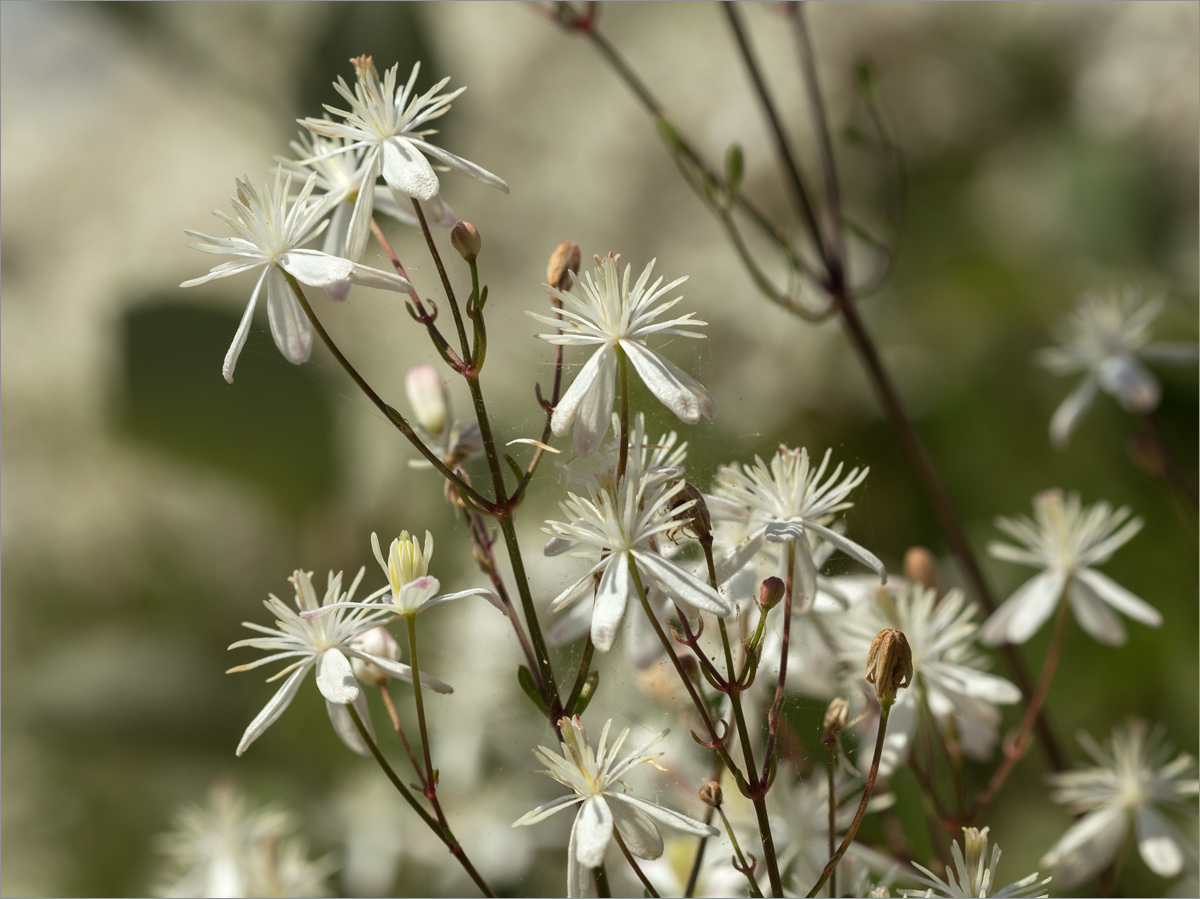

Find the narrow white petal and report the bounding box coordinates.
[608,798,664,860]
[574,796,614,869]
[321,200,353,258]
[610,793,717,839]
[1098,356,1160,412]
[793,540,819,606]
[344,151,381,263]
[551,345,613,445]
[979,570,1065,645]
[573,347,618,459]
[1067,579,1127,645]
[512,794,583,828]
[621,340,716,424]
[1049,375,1099,449]
[1075,568,1162,627]
[632,550,730,616]
[592,554,631,652]
[566,815,590,899]
[413,139,509,193]
[265,267,314,365]
[1135,806,1186,877]
[349,649,454,694]
[315,648,359,704]
[222,269,268,383]
[382,137,440,201]
[422,586,507,616]
[1041,806,1126,889]
[235,661,311,755]
[280,250,413,294]
[325,691,374,756]
[805,519,887,582]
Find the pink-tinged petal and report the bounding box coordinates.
[1041,806,1127,889]
[1075,568,1162,627]
[315,648,359,704]
[573,796,614,869]
[265,267,314,366]
[979,569,1065,645]
[632,550,730,616]
[325,691,374,756]
[412,139,510,194]
[222,269,269,384]
[1050,375,1099,449]
[1135,806,1187,877]
[394,575,441,613]
[1067,578,1127,646]
[592,554,632,652]
[382,136,440,201]
[621,340,716,424]
[235,661,311,755]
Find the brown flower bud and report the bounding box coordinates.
[699,780,723,808]
[547,241,581,290]
[665,482,711,542]
[865,628,913,703]
[823,697,850,743]
[450,221,481,261]
[903,547,939,593]
[758,576,786,613]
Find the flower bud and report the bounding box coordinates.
[699,780,723,808]
[547,241,581,290]
[758,576,786,613]
[350,626,402,687]
[823,697,849,743]
[865,628,913,703]
[903,547,939,593]
[450,221,481,261]
[405,364,450,436]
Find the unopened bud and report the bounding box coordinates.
[405,364,450,436]
[903,547,939,593]
[450,221,481,261]
[865,628,913,703]
[823,697,849,742]
[665,483,712,542]
[350,626,401,687]
[699,780,723,808]
[758,576,786,613]
[547,241,581,290]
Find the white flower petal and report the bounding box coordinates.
[1041,806,1127,889]
[1075,568,1162,627]
[344,150,382,263]
[1067,578,1127,646]
[608,798,664,860]
[551,345,615,451]
[573,796,614,869]
[621,339,716,424]
[632,549,730,616]
[805,519,888,583]
[235,661,310,756]
[512,794,583,828]
[592,553,632,652]
[314,648,359,704]
[280,249,413,295]
[566,814,590,899]
[325,691,374,756]
[382,136,440,201]
[610,792,717,840]
[1135,806,1186,877]
[979,569,1065,645]
[1097,355,1160,412]
[265,267,314,366]
[1049,374,1099,449]
[414,138,509,193]
[349,648,454,694]
[222,268,269,383]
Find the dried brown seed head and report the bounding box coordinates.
[823,697,850,742]
[699,780,723,808]
[865,628,913,703]
[547,241,582,290]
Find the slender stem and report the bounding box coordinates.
[379,685,425,787]
[914,675,962,819]
[616,344,631,484]
[721,2,828,270]
[405,616,438,800]
[969,594,1072,822]
[346,704,496,897]
[412,199,472,362]
[282,271,492,511]
[806,700,894,898]
[593,863,612,898]
[824,740,837,899]
[565,634,596,714]
[613,829,660,898]
[1135,409,1199,508]
[762,546,797,776]
[715,803,765,899]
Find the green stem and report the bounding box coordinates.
[405,616,440,817]
[716,803,765,899]
[613,829,660,898]
[824,740,837,899]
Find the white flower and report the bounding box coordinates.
[1041,720,1199,889]
[181,170,413,382]
[532,254,717,458]
[300,57,507,262]
[512,716,718,899]
[277,128,455,268]
[1037,289,1197,448]
[710,446,886,604]
[980,489,1159,646]
[836,584,1021,774]
[227,568,449,757]
[543,436,730,653]
[152,781,334,899]
[900,826,1050,898]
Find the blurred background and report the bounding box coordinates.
[2,2,1196,896]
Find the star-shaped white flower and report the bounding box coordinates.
[300,57,507,262]
[512,717,718,899]
[1041,720,1198,889]
[710,445,886,604]
[900,826,1050,898]
[532,254,717,458]
[1037,289,1197,448]
[227,568,449,757]
[181,170,413,382]
[980,489,1160,646]
[543,437,730,652]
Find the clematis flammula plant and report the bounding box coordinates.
[300,57,508,262]
[512,716,718,899]
[980,489,1160,646]
[227,568,449,758]
[182,170,413,383]
[1041,720,1199,889]
[532,254,717,458]
[710,445,886,605]
[543,429,730,652]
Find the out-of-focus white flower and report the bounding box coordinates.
[836,584,1021,774]
[710,446,886,604]
[512,716,718,898]
[980,489,1159,646]
[532,254,716,458]
[543,422,730,652]
[1037,289,1197,448]
[152,781,334,899]
[181,170,413,383]
[301,57,507,261]
[1041,719,1199,889]
[900,826,1050,898]
[227,568,448,757]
